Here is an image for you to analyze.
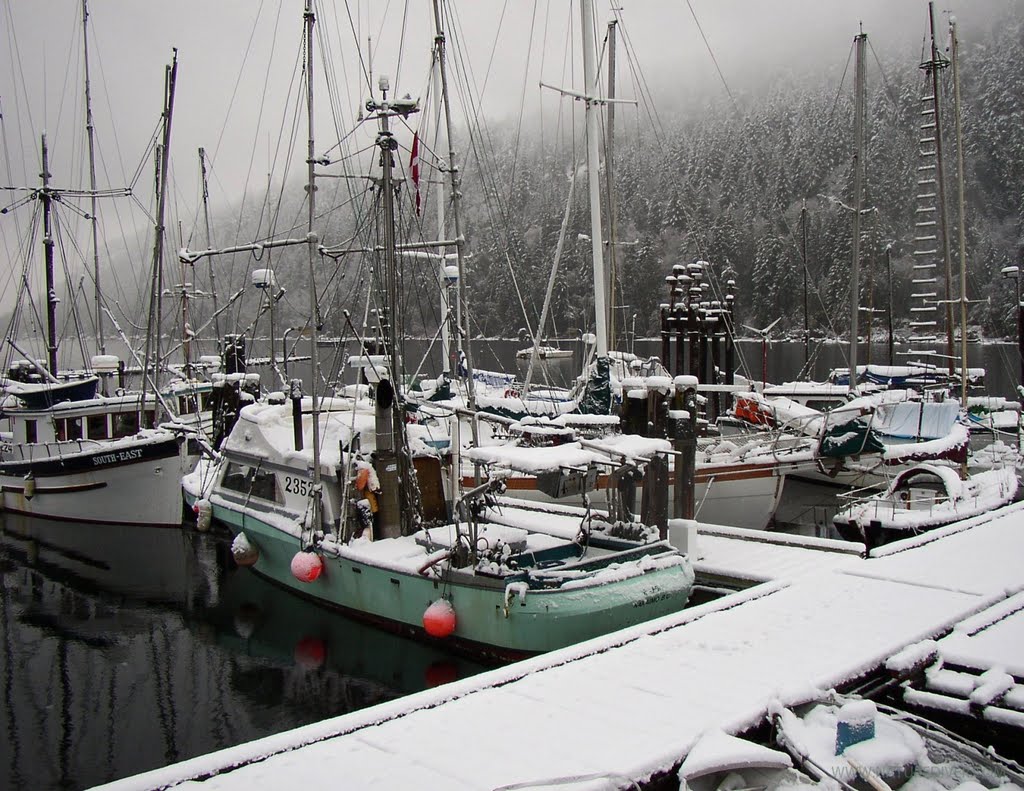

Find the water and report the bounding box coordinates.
[0,515,488,790]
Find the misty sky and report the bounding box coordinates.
[1,0,1016,317]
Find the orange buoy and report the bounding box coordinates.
[423,598,456,638]
[290,550,323,583]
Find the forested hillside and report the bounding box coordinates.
[455,10,1024,345]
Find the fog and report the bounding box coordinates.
[1,0,1017,317]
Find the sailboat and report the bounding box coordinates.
[188,0,693,661]
[0,3,189,527]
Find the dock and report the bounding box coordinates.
[100,502,1024,790]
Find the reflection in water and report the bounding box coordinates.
[0,515,488,790]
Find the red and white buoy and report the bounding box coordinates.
[423,598,456,638]
[294,636,327,670]
[290,551,323,583]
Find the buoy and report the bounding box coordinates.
[294,636,327,670]
[194,498,213,532]
[291,550,323,583]
[231,532,260,567]
[423,598,456,638]
[23,474,35,500]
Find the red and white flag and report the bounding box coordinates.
[410,132,421,216]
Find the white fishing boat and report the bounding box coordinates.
[0,375,186,526]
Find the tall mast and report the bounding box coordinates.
[304,0,323,528]
[849,30,866,393]
[927,2,956,374]
[81,0,104,354]
[40,135,59,376]
[801,199,809,365]
[198,147,221,341]
[431,0,476,408]
[950,15,968,407]
[431,49,450,377]
[581,0,608,357]
[604,19,618,348]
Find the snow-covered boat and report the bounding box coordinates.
[832,463,1018,548]
[514,345,573,360]
[772,697,1024,790]
[183,1,694,662]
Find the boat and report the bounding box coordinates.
[515,345,573,361]
[832,462,1018,548]
[771,696,1024,789]
[0,18,190,526]
[187,0,694,662]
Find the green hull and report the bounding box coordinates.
[214,503,693,660]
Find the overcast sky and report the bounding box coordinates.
[1,0,1017,315]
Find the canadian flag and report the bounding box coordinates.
[410,132,421,216]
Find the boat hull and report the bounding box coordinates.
[1,436,186,526]
[213,501,693,661]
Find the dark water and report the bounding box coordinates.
[0,516,487,790]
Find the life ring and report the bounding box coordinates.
[503,388,520,398]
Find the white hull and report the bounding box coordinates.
[1,440,186,527]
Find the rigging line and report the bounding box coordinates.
[507,0,539,194]
[683,0,735,106]
[394,0,410,94]
[614,11,665,144]
[827,41,856,127]
[209,0,270,166]
[342,0,373,95]
[867,39,905,118]
[2,3,35,175]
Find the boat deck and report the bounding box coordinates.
[100,503,1024,791]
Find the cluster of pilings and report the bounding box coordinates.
[659,261,736,422]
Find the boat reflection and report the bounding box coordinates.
[0,513,487,790]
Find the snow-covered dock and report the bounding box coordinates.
[100,503,1024,791]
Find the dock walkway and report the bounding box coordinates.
[101,503,1024,791]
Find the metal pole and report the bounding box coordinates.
[198,148,221,342]
[82,0,104,355]
[886,245,895,366]
[581,0,608,357]
[605,20,618,347]
[40,135,58,376]
[849,31,866,393]
[801,199,809,365]
[950,16,969,408]
[304,0,323,529]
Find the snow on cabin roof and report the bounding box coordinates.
[227,399,373,471]
[678,729,791,780]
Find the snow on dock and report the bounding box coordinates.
[99,502,1024,791]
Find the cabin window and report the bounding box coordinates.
[221,462,281,503]
[112,412,140,439]
[24,420,37,444]
[66,417,83,441]
[200,392,213,411]
[178,396,195,416]
[143,410,156,429]
[87,414,109,440]
[55,419,66,441]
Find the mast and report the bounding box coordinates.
[949,15,968,407]
[304,0,323,529]
[801,199,809,365]
[604,19,618,348]
[581,0,609,358]
[431,49,451,377]
[81,0,104,355]
[431,0,476,408]
[927,2,956,374]
[198,147,221,341]
[142,50,178,415]
[849,30,866,393]
[40,135,59,376]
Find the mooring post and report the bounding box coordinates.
[673,376,698,521]
[290,378,304,451]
